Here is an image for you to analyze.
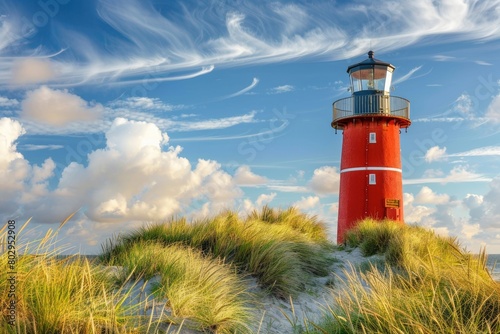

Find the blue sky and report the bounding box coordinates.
[1,0,500,254]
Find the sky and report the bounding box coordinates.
[1,0,500,254]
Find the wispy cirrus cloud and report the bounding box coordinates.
[2,0,500,87]
[222,77,259,99]
[19,144,64,151]
[173,110,258,131]
[404,166,491,185]
[108,97,186,112]
[268,85,294,94]
[448,146,500,158]
[392,66,428,85]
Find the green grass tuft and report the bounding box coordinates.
[111,241,253,333]
[306,219,500,334]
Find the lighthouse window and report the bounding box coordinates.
[369,174,376,185]
[369,133,376,143]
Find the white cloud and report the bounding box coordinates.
[20,86,103,126]
[422,169,445,178]
[404,165,490,185]
[267,185,308,193]
[0,118,55,214]
[11,58,56,85]
[1,0,499,87]
[0,117,243,226]
[309,166,340,195]
[392,66,424,85]
[19,144,64,151]
[293,196,320,210]
[0,117,25,169]
[256,192,276,206]
[233,165,267,185]
[461,223,481,239]
[0,96,19,107]
[475,60,492,66]
[448,146,500,158]
[223,78,259,99]
[444,165,489,183]
[403,192,436,226]
[108,97,185,111]
[414,186,450,204]
[453,93,474,116]
[485,94,500,123]
[269,85,294,94]
[468,178,500,228]
[425,145,447,162]
[433,55,455,61]
[173,110,258,131]
[463,193,484,209]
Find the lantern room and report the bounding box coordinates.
[347,50,394,95]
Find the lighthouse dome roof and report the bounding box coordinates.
[347,50,395,73]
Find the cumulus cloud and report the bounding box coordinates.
[293,196,320,210]
[53,118,242,222]
[414,186,450,204]
[0,117,25,168]
[403,192,436,226]
[461,222,481,239]
[0,117,243,226]
[0,118,55,214]
[425,145,447,162]
[20,86,103,126]
[256,192,276,206]
[241,192,277,214]
[11,58,56,85]
[309,166,340,195]
[479,178,500,227]
[233,165,267,185]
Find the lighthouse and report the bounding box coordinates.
[332,51,411,244]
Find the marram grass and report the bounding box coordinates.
[5,212,498,334]
[0,220,155,334]
[101,208,335,298]
[109,241,253,333]
[305,219,500,334]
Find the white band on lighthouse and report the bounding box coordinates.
[340,166,402,173]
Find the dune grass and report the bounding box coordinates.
[101,207,334,299]
[0,222,147,334]
[108,241,253,333]
[306,219,500,334]
[6,211,498,333]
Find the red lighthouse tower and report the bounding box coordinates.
[332,51,411,244]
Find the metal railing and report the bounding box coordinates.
[332,95,410,128]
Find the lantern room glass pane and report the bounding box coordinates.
[384,70,393,92]
[351,75,362,92]
[349,65,393,93]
